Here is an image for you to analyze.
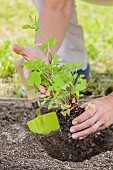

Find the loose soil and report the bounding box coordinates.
[0,98,113,170]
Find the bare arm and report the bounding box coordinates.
[35,0,73,55]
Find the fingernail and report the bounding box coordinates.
[79,137,84,140]
[70,127,76,133]
[72,134,78,139]
[72,121,77,125]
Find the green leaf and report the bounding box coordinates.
[27,86,34,90]
[53,74,65,89]
[40,38,57,51]
[32,21,40,31]
[41,80,50,86]
[54,91,60,98]
[29,14,34,23]
[22,24,32,29]
[57,92,70,99]
[48,104,53,110]
[48,86,53,92]
[75,90,80,97]
[52,54,60,65]
[27,71,41,86]
[61,104,66,110]
[61,109,70,116]
[48,38,57,47]
[41,97,51,106]
[40,43,48,51]
[72,73,78,79]
[48,100,59,110]
[73,62,82,69]
[35,14,37,22]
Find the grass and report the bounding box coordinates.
[0,0,113,96]
[77,1,113,96]
[77,1,113,73]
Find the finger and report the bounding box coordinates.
[45,91,51,97]
[12,44,35,61]
[80,102,88,108]
[23,67,31,79]
[70,111,100,133]
[72,106,97,125]
[80,102,96,111]
[12,44,26,57]
[23,66,35,87]
[72,120,103,139]
[97,120,107,131]
[97,126,105,131]
[79,136,87,140]
[38,85,46,94]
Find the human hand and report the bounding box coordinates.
[70,93,113,139]
[12,44,50,96]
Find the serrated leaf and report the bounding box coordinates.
[27,71,41,86]
[53,74,67,90]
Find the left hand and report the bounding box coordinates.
[12,44,51,96]
[70,93,113,139]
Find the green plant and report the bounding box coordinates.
[0,40,15,78]
[23,14,57,62]
[22,15,87,115]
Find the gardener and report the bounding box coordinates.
[12,0,113,139]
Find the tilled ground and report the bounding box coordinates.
[0,98,113,170]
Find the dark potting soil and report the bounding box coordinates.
[39,107,113,162]
[0,99,113,170]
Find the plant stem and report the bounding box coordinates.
[38,28,53,62]
[38,29,48,42]
[36,66,53,85]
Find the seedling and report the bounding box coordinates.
[22,14,87,115]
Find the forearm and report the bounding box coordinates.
[35,0,73,55]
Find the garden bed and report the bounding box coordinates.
[0,98,113,170]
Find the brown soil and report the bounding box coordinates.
[0,98,113,170]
